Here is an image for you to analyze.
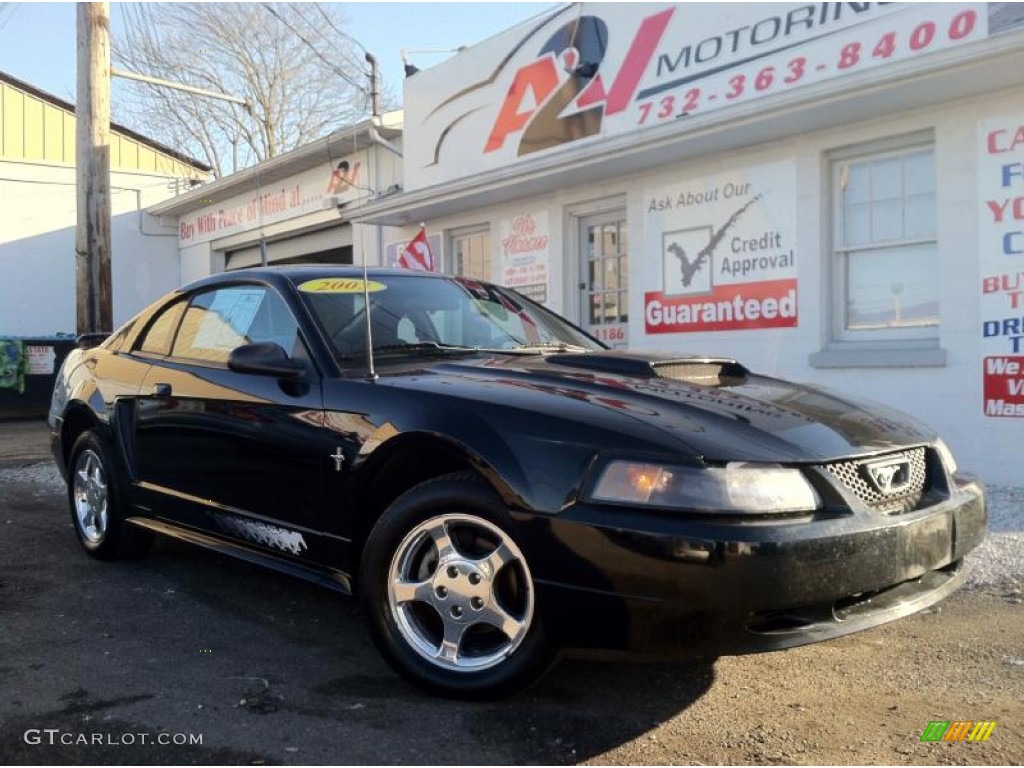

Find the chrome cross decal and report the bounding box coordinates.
[331,447,345,472]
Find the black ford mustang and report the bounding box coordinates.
[50,267,985,698]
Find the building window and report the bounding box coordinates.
[831,135,938,343]
[449,226,492,281]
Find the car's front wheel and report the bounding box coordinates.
[68,430,151,560]
[361,472,556,699]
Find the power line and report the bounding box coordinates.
[292,3,374,113]
[305,2,370,74]
[260,4,367,96]
[0,3,20,32]
[311,2,369,60]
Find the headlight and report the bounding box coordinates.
[589,460,820,513]
[934,439,958,475]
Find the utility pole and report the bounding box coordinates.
[75,2,112,335]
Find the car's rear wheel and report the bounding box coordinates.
[361,472,556,699]
[68,431,151,560]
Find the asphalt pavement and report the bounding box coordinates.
[0,419,50,467]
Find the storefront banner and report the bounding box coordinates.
[499,211,550,301]
[178,150,367,245]
[404,3,1020,189]
[643,160,797,335]
[980,112,1024,418]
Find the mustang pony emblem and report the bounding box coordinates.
[865,458,912,495]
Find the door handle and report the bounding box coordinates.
[152,383,172,398]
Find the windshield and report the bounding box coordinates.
[297,274,603,361]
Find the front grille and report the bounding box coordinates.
[823,448,928,514]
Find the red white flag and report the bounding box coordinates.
[397,226,435,272]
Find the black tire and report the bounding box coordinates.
[360,471,557,699]
[67,430,152,560]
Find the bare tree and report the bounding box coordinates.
[113,2,389,177]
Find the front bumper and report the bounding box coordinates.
[520,477,985,657]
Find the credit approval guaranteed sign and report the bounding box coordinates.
[643,161,797,335]
[404,3,1013,188]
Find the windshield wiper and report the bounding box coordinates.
[509,342,592,354]
[371,342,480,356]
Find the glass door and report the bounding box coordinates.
[579,211,629,348]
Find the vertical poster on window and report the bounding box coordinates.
[643,160,797,334]
[499,211,550,304]
[980,113,1024,418]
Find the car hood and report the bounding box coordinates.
[389,350,936,463]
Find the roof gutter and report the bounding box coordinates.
[368,126,403,158]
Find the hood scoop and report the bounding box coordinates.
[547,352,748,386]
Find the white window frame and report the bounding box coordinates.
[446,224,493,282]
[813,131,946,369]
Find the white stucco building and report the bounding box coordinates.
[357,2,1024,484]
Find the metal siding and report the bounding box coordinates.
[0,80,203,175]
[62,112,75,162]
[2,85,24,158]
[42,104,64,161]
[120,139,138,169]
[22,95,44,160]
[137,146,157,172]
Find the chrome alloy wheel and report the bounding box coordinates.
[73,449,109,544]
[387,514,534,673]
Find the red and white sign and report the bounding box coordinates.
[177,152,365,244]
[646,279,797,334]
[499,212,549,292]
[25,345,55,375]
[643,160,798,335]
[397,227,436,271]
[980,112,1024,417]
[403,3,1014,189]
[984,357,1024,418]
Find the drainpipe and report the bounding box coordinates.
[367,126,403,158]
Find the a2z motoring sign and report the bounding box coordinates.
[980,113,1024,418]
[404,3,1000,189]
[644,161,797,335]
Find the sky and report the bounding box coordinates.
[0,1,555,106]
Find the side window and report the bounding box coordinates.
[831,136,937,342]
[136,300,187,356]
[171,286,300,365]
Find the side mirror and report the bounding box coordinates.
[76,332,110,350]
[228,342,305,379]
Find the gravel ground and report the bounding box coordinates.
[0,462,61,486]
[965,484,1024,589]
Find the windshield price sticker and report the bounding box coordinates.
[298,278,387,294]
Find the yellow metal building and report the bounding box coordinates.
[0,70,209,337]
